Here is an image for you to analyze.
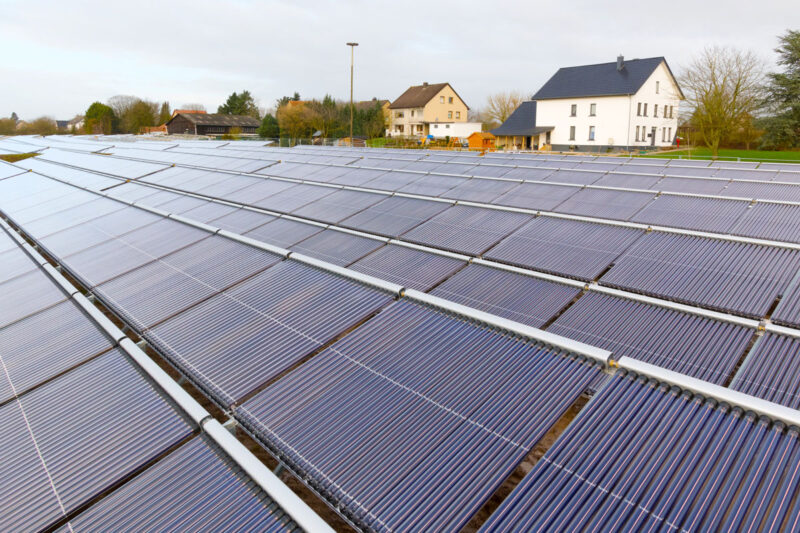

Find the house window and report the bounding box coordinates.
[397,125,404,132]
[635,126,640,142]
[589,103,596,116]
[569,126,576,141]
[637,102,642,116]
[668,127,672,140]
[440,96,444,103]
[455,111,460,119]
[570,104,577,117]
[670,106,674,118]
[656,81,660,94]
[396,111,404,118]
[662,128,666,142]
[448,111,453,119]
[446,124,450,128]
[588,126,595,141]
[411,110,414,117]
[417,124,423,132]
[448,97,453,103]
[643,103,648,116]
[654,104,658,118]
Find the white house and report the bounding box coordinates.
[428,121,483,139]
[493,56,683,152]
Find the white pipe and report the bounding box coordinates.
[471,258,587,289]
[616,356,800,428]
[203,419,335,533]
[387,239,471,261]
[167,213,221,234]
[403,289,612,364]
[590,284,761,328]
[72,293,127,343]
[41,264,80,296]
[216,230,291,258]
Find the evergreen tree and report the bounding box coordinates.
[218,90,260,119]
[761,30,800,149]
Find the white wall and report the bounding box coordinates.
[534,60,681,148]
[428,122,482,138]
[629,61,681,147]
[536,95,632,147]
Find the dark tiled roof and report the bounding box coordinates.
[490,101,554,136]
[533,57,678,100]
[168,113,260,127]
[389,83,450,109]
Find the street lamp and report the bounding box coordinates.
[346,42,358,146]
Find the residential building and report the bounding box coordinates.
[493,56,683,151]
[491,102,553,150]
[165,113,260,135]
[387,82,469,137]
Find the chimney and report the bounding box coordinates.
[422,82,429,86]
[617,55,625,71]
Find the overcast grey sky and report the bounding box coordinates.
[1,0,798,120]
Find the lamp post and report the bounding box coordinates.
[346,42,358,146]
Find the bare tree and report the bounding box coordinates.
[484,91,525,124]
[680,46,765,157]
[180,103,207,112]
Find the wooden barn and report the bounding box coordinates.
[165,113,260,135]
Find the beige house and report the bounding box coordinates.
[387,82,469,137]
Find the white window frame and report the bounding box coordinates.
[589,103,596,116]
[570,104,577,117]
[569,125,576,141]
[588,126,595,141]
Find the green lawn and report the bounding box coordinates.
[639,147,800,163]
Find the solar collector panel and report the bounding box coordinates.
[349,244,466,291]
[554,188,656,220]
[547,291,753,383]
[482,373,800,532]
[731,332,800,409]
[65,437,296,531]
[237,299,600,532]
[630,195,750,233]
[0,299,113,405]
[484,216,644,281]
[0,269,67,328]
[491,182,579,211]
[429,263,581,328]
[291,189,386,224]
[401,205,532,255]
[0,349,193,531]
[339,196,451,238]
[600,232,800,317]
[144,261,393,406]
[291,229,385,266]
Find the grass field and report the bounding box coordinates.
[0,153,37,163]
[639,147,800,163]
